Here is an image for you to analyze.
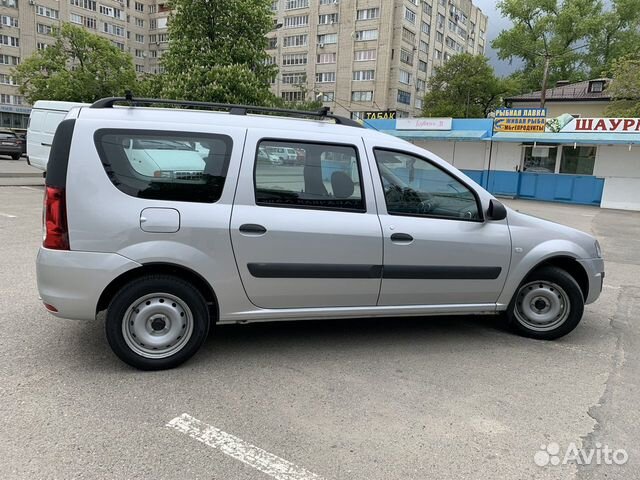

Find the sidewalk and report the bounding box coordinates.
[0,159,44,186]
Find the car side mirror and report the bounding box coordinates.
[487,199,507,221]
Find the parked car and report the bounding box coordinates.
[37,97,605,370]
[265,146,298,165]
[27,100,89,171]
[257,146,284,166]
[0,130,24,160]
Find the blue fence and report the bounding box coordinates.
[461,169,604,206]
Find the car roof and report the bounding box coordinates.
[75,105,397,144]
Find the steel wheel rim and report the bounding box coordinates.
[122,293,194,359]
[514,280,571,332]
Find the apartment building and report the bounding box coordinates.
[0,0,487,128]
[0,0,171,128]
[268,0,488,119]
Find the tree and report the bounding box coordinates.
[422,54,517,118]
[605,57,640,117]
[14,24,136,104]
[160,0,278,106]
[584,0,640,77]
[492,0,602,101]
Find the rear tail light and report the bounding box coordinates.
[43,186,69,250]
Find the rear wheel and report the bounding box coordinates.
[11,153,20,160]
[105,275,210,370]
[507,266,584,340]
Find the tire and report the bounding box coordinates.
[11,153,21,160]
[506,266,584,340]
[105,275,210,370]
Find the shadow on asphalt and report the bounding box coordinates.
[72,313,513,372]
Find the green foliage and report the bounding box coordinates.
[422,54,518,118]
[584,0,640,77]
[160,0,278,106]
[14,23,136,104]
[492,0,601,91]
[605,57,640,117]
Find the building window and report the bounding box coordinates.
[354,49,376,61]
[397,90,411,105]
[404,7,416,24]
[317,33,338,45]
[400,49,414,65]
[399,70,412,85]
[356,8,379,20]
[416,78,426,91]
[522,146,558,173]
[320,92,335,102]
[352,91,373,102]
[415,98,423,109]
[285,0,308,10]
[282,53,307,65]
[353,70,375,81]
[0,0,17,7]
[70,0,97,11]
[402,27,415,44]
[560,146,596,175]
[316,71,336,83]
[317,52,336,64]
[0,34,19,46]
[284,14,308,28]
[421,22,430,35]
[355,29,378,41]
[423,3,432,15]
[281,91,305,102]
[135,33,144,43]
[282,72,306,84]
[134,1,144,12]
[37,6,59,19]
[36,24,53,36]
[419,40,429,53]
[283,34,308,47]
[418,60,428,72]
[268,37,278,49]
[1,15,18,27]
[318,13,338,25]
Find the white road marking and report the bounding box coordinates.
[20,186,42,192]
[0,212,16,218]
[167,413,325,480]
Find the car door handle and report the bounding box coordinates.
[41,142,52,147]
[390,233,413,243]
[239,224,267,235]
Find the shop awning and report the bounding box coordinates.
[492,132,640,145]
[382,130,490,141]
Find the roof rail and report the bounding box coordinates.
[90,93,363,128]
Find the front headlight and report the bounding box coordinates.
[595,240,602,258]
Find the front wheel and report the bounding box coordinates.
[507,266,584,340]
[11,153,21,160]
[105,275,210,370]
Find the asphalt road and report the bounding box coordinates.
[0,185,638,480]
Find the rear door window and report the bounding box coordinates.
[94,129,232,203]
[254,140,365,212]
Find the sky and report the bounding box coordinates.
[473,0,520,76]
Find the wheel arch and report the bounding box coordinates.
[96,262,219,321]
[524,255,589,301]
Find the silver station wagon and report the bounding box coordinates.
[36,97,604,370]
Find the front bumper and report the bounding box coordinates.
[36,248,142,320]
[577,257,605,304]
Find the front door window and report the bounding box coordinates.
[373,149,481,221]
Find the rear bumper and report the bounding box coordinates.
[0,146,22,155]
[577,257,605,305]
[36,248,142,320]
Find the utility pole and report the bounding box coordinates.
[540,54,551,109]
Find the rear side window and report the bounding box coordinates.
[94,129,232,203]
[254,140,365,212]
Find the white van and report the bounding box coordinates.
[27,101,88,171]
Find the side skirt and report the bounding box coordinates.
[219,303,508,325]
